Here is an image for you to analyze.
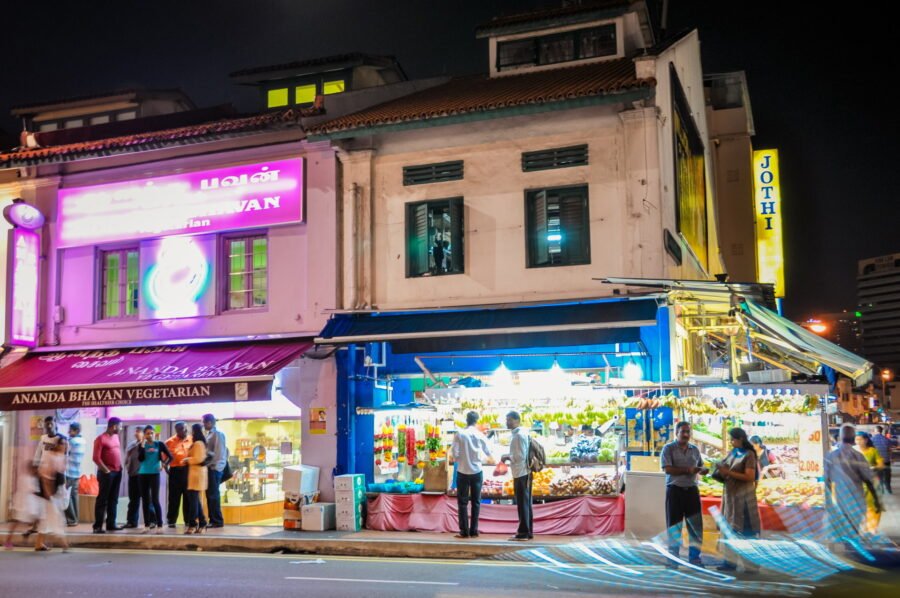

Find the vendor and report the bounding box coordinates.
[570,425,600,462]
[749,435,783,479]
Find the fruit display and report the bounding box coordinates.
[699,477,823,508]
[550,474,592,496]
[698,479,723,498]
[531,469,555,496]
[768,444,799,464]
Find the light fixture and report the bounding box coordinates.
[622,359,643,384]
[492,361,514,388]
[549,358,568,386]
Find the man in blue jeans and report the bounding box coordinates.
[202,414,227,528]
[451,411,493,538]
[660,421,709,566]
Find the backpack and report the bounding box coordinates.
[528,436,546,473]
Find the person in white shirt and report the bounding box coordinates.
[451,411,493,538]
[501,411,532,541]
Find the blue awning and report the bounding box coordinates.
[316,298,660,353]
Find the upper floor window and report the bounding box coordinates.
[525,185,590,268]
[496,24,617,71]
[225,235,268,310]
[406,198,464,278]
[267,88,289,108]
[100,248,139,319]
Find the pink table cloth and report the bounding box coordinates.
[366,493,625,536]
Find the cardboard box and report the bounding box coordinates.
[334,474,365,492]
[283,465,320,495]
[336,518,362,532]
[283,509,302,521]
[283,519,302,530]
[336,502,364,520]
[301,503,336,531]
[334,488,365,505]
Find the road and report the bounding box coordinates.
[1,546,898,598]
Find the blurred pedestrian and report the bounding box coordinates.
[124,426,144,529]
[451,410,492,538]
[138,426,173,532]
[825,424,882,541]
[34,440,69,552]
[92,417,123,533]
[202,414,227,528]
[4,461,41,550]
[64,422,85,527]
[165,422,192,528]
[183,423,208,534]
[854,431,885,533]
[871,425,895,494]
[715,428,761,572]
[660,421,707,566]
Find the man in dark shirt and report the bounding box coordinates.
[660,421,708,566]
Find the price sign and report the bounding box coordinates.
[798,416,824,478]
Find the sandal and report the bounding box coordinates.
[35,546,50,552]
[184,527,197,535]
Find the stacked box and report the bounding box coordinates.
[334,474,366,531]
[301,503,336,531]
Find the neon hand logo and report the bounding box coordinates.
[144,237,210,318]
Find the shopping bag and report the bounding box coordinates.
[492,461,509,477]
[79,474,99,496]
[423,461,449,492]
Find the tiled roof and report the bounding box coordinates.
[307,58,653,137]
[475,0,631,37]
[11,88,193,115]
[0,107,318,167]
[230,53,402,80]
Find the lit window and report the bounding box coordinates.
[406,198,464,278]
[100,248,140,319]
[267,88,289,108]
[225,236,268,310]
[38,122,59,132]
[90,115,111,125]
[295,84,317,104]
[323,80,345,95]
[117,111,137,121]
[526,185,590,267]
[64,119,84,129]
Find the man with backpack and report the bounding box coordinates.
[501,411,534,541]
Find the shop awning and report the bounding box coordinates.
[315,298,659,353]
[741,300,874,386]
[0,340,311,411]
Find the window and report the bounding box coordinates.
[525,185,590,267]
[497,24,617,71]
[100,248,139,319]
[295,84,317,104]
[402,161,464,186]
[267,88,289,108]
[406,198,464,277]
[323,80,345,95]
[64,119,84,129]
[90,115,111,125]
[225,236,268,310]
[117,111,137,121]
[38,122,58,132]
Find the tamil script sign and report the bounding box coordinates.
[57,158,304,248]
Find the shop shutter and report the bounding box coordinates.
[559,189,589,264]
[407,203,430,277]
[530,190,549,266]
[448,198,464,273]
[402,161,464,186]
[522,145,588,172]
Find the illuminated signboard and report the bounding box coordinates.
[6,228,40,347]
[753,149,785,297]
[57,158,304,248]
[140,235,216,320]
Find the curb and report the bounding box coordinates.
[8,532,530,560]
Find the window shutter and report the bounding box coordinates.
[522,145,588,172]
[532,190,549,266]
[559,192,588,263]
[449,198,464,273]
[403,161,463,186]
[408,203,429,276]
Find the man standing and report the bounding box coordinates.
[825,424,883,539]
[33,416,64,471]
[451,411,492,539]
[660,421,708,566]
[64,423,85,526]
[92,417,123,533]
[871,425,895,494]
[123,427,144,529]
[202,414,227,528]
[165,422,193,528]
[502,411,532,541]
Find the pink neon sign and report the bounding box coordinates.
[6,228,40,347]
[57,158,304,247]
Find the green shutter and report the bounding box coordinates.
[407,203,429,277]
[449,199,464,274]
[531,191,549,266]
[559,191,589,264]
[104,252,121,319]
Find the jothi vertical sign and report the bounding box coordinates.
[6,228,41,347]
[752,149,785,297]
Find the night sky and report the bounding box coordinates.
[2,1,897,319]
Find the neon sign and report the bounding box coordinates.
[752,149,785,297]
[6,229,40,347]
[140,235,215,320]
[57,158,303,248]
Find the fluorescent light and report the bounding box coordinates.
[492,361,514,388]
[622,360,643,383]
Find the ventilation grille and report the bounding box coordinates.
[403,161,464,186]
[522,145,588,172]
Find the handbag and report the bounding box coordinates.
[221,460,233,483]
[710,466,726,483]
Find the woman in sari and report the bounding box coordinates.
[854,432,885,533]
[715,427,761,572]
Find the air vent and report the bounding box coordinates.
[402,161,464,186]
[522,144,588,172]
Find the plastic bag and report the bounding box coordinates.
[493,461,509,477]
[79,474,99,496]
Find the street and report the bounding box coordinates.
[1,544,898,598]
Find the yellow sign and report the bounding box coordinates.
[310,407,327,435]
[753,149,785,297]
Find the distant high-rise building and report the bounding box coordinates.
[800,311,863,355]
[857,253,900,373]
